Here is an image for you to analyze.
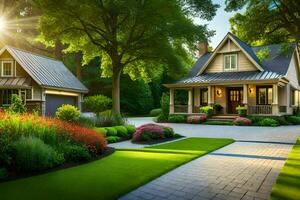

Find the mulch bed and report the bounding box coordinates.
[0,147,115,183]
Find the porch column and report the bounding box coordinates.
[169,88,174,114]
[272,84,279,115]
[188,89,193,114]
[207,85,213,106]
[243,84,248,108]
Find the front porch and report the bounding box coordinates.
[169,83,295,116]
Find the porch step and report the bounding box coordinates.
[209,115,238,121]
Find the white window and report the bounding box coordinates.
[224,54,237,71]
[2,61,14,77]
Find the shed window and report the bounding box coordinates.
[2,61,13,77]
[224,54,237,71]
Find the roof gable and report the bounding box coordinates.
[197,32,264,75]
[0,46,88,93]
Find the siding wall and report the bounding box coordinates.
[204,38,258,73]
[286,52,300,88]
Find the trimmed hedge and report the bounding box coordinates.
[149,108,162,117]
[125,125,136,135]
[114,126,128,137]
[286,116,300,125]
[106,136,121,143]
[105,127,118,136]
[168,115,186,123]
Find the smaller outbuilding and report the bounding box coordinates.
[0,45,88,116]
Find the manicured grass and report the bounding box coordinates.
[0,138,234,200]
[270,137,300,200]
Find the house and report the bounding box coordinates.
[164,32,300,116]
[0,45,88,116]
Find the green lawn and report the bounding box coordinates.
[270,137,300,200]
[0,137,234,200]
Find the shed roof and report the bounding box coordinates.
[0,46,88,93]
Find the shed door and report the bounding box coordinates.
[45,94,77,116]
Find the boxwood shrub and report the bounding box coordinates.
[114,126,129,137]
[125,125,136,135]
[149,108,162,117]
[286,116,300,125]
[258,118,279,127]
[106,136,121,143]
[105,127,118,136]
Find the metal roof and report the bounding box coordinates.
[178,71,283,84]
[0,77,31,88]
[1,46,88,93]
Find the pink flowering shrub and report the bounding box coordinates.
[233,117,252,126]
[132,123,169,142]
[187,115,207,124]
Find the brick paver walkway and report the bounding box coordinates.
[120,141,293,200]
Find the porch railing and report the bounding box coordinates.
[174,105,188,113]
[248,105,272,115]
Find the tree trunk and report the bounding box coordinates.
[54,40,63,60]
[75,52,82,80]
[112,69,121,114]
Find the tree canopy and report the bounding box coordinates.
[33,0,219,113]
[225,0,300,45]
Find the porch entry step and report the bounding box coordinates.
[210,114,239,121]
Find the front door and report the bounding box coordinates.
[227,88,243,114]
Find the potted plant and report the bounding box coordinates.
[213,104,223,114]
[236,105,247,117]
[199,106,213,117]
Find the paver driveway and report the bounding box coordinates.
[116,118,300,200]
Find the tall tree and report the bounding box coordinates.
[33,0,218,114]
[225,0,300,45]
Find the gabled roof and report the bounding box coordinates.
[197,32,264,75]
[0,46,88,93]
[188,33,297,78]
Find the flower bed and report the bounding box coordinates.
[187,115,207,124]
[233,117,252,126]
[132,123,181,143]
[0,111,107,179]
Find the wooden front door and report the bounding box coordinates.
[227,88,243,114]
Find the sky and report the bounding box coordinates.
[194,0,245,49]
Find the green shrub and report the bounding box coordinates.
[157,93,169,122]
[125,125,136,135]
[149,108,162,117]
[14,136,64,172]
[105,127,118,136]
[236,105,247,117]
[58,145,91,162]
[115,126,129,137]
[83,95,112,113]
[0,132,14,167]
[94,127,107,136]
[56,104,80,122]
[10,94,26,114]
[106,136,121,143]
[258,118,279,127]
[168,115,186,123]
[0,168,8,180]
[249,116,288,125]
[213,104,223,114]
[286,116,300,125]
[199,106,213,117]
[162,127,175,138]
[95,110,126,127]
